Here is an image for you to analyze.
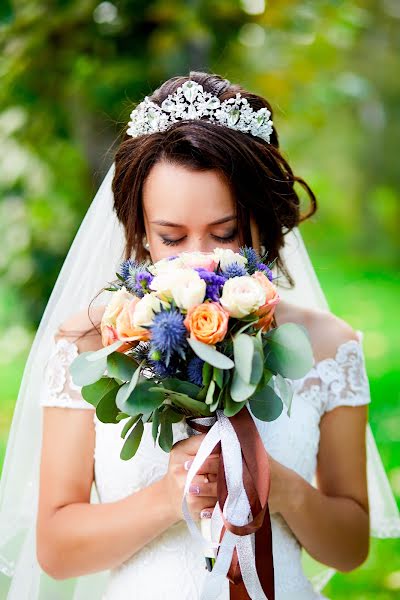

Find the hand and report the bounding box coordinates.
[163,433,220,523]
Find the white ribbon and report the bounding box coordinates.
[182,410,270,600]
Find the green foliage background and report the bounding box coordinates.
[0,1,399,598]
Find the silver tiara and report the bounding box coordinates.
[126,80,274,143]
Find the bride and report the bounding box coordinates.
[1,71,399,600]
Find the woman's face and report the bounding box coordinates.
[142,161,260,262]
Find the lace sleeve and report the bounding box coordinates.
[315,338,372,414]
[41,336,95,410]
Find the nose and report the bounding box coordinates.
[188,236,211,254]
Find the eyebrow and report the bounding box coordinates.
[150,215,237,227]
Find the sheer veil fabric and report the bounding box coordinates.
[0,161,399,599]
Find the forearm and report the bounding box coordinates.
[279,468,370,572]
[40,475,179,580]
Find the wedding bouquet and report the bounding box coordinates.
[70,246,314,600]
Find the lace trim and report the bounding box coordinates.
[292,338,371,415]
[41,338,95,410]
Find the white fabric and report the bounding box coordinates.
[36,326,370,600]
[0,159,399,600]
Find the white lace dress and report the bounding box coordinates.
[40,331,371,600]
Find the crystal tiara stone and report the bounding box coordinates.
[126,80,274,143]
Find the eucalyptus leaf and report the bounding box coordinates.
[81,377,119,407]
[230,368,257,402]
[96,386,120,423]
[118,379,165,415]
[264,323,314,379]
[120,419,144,460]
[70,352,107,386]
[188,337,234,370]
[107,352,137,381]
[85,339,126,362]
[233,334,254,384]
[115,361,144,406]
[249,341,264,386]
[249,380,283,422]
[162,378,201,398]
[275,373,294,417]
[202,362,213,387]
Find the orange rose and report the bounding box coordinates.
[251,271,280,332]
[184,302,229,345]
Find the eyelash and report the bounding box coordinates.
[161,232,237,247]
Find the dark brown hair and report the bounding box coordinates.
[112,70,317,279]
[70,70,317,341]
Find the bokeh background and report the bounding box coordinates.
[0,0,399,598]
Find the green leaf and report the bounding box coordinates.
[115,361,144,406]
[275,373,294,417]
[231,368,257,402]
[152,406,161,443]
[81,377,119,407]
[202,361,213,387]
[158,413,173,453]
[205,379,216,405]
[188,337,234,370]
[120,419,144,460]
[162,378,201,398]
[264,323,314,379]
[160,389,212,416]
[96,386,120,423]
[233,334,254,384]
[107,352,137,381]
[85,340,126,362]
[212,367,224,389]
[224,392,246,416]
[116,412,130,421]
[249,342,264,386]
[118,379,165,415]
[70,352,107,386]
[249,379,283,422]
[121,414,142,439]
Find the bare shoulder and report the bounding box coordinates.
[277,301,359,364]
[55,304,107,353]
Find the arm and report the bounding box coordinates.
[268,313,370,572]
[37,308,219,580]
[37,407,178,579]
[274,404,369,572]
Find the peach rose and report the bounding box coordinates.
[251,271,280,331]
[184,302,229,345]
[115,297,151,343]
[179,251,217,272]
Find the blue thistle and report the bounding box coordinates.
[255,262,273,281]
[222,262,247,279]
[149,308,187,366]
[239,246,258,274]
[187,356,204,387]
[118,258,140,281]
[148,353,178,379]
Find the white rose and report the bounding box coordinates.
[148,256,185,275]
[103,286,134,326]
[132,293,165,327]
[213,248,247,271]
[220,276,265,318]
[170,269,207,310]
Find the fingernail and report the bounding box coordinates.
[200,509,213,519]
[184,459,193,470]
[189,484,200,495]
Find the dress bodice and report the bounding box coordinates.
[40,332,372,600]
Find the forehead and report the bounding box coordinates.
[142,161,236,222]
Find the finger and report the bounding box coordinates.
[186,454,220,475]
[188,481,217,498]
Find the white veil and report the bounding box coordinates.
[0,160,399,600]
